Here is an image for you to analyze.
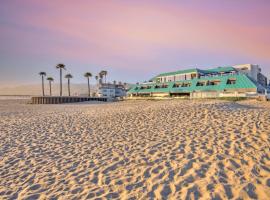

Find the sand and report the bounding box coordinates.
[0,99,269,199]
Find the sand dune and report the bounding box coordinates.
[0,99,269,199]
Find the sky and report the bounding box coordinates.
[0,0,270,86]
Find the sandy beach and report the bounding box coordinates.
[0,99,269,199]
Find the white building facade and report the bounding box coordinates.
[233,64,268,87]
[98,83,127,98]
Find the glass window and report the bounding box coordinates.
[227,79,236,85]
[196,81,206,86]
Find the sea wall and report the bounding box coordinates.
[31,96,108,104]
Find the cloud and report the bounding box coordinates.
[0,0,270,84]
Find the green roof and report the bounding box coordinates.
[199,66,236,74]
[128,74,257,94]
[150,66,236,82]
[156,68,198,77]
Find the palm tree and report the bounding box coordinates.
[56,63,66,96]
[65,74,73,96]
[39,72,46,96]
[47,77,54,96]
[102,70,108,83]
[99,71,104,84]
[99,70,108,83]
[84,72,92,97]
[113,80,116,85]
[95,75,99,84]
[94,75,99,95]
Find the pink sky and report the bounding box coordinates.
[0,0,270,85]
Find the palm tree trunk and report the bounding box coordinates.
[42,76,45,96]
[88,78,90,97]
[49,81,52,96]
[60,68,62,96]
[68,79,70,96]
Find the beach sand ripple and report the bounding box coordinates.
[0,99,269,199]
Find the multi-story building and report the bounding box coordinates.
[233,64,268,87]
[98,83,127,98]
[128,65,268,99]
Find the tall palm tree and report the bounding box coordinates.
[102,70,108,83]
[95,75,99,84]
[94,75,99,95]
[39,72,46,96]
[56,63,66,96]
[84,72,92,97]
[65,74,73,96]
[99,71,104,84]
[47,77,54,96]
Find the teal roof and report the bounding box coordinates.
[128,74,257,94]
[150,66,236,82]
[199,66,236,74]
[156,68,198,77]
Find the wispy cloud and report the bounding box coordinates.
[0,0,270,84]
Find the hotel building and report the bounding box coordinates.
[127,64,268,99]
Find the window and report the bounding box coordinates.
[173,83,181,88]
[196,81,206,86]
[181,82,191,87]
[140,85,152,90]
[161,84,168,88]
[227,78,236,85]
[155,84,168,88]
[240,67,249,70]
[191,73,197,79]
[173,82,191,87]
[167,76,174,82]
[207,80,221,86]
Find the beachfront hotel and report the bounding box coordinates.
[128,64,268,99]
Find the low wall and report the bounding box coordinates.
[31,96,108,104]
[128,91,262,100]
[190,91,257,99]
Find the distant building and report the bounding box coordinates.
[128,64,268,99]
[233,64,268,87]
[267,82,270,94]
[98,83,127,98]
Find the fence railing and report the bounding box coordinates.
[31,96,108,104]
